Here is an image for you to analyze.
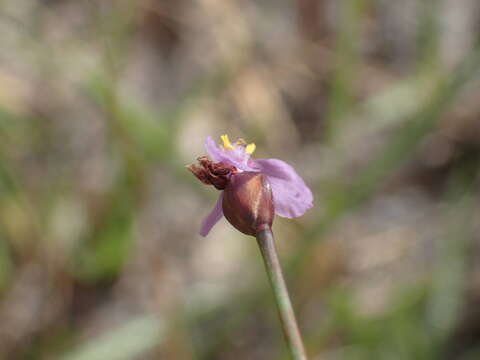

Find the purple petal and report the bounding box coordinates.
[205,136,254,171]
[251,159,313,218]
[205,136,224,163]
[199,192,224,236]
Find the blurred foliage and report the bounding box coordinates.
[0,0,480,359]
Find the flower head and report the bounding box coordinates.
[188,135,313,236]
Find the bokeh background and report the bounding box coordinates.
[1,0,480,359]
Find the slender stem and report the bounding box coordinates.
[256,227,308,360]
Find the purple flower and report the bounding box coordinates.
[189,135,313,236]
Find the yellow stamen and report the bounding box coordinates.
[221,134,234,150]
[246,143,256,154]
[221,134,256,154]
[235,138,256,154]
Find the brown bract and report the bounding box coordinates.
[187,156,238,190]
[222,172,274,236]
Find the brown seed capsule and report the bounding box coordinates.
[222,172,274,236]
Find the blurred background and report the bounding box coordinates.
[0,0,480,359]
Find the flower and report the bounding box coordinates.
[188,135,313,236]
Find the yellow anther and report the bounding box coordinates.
[246,143,256,154]
[221,135,255,154]
[221,134,234,150]
[236,138,255,153]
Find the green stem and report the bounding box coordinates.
[256,228,307,360]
